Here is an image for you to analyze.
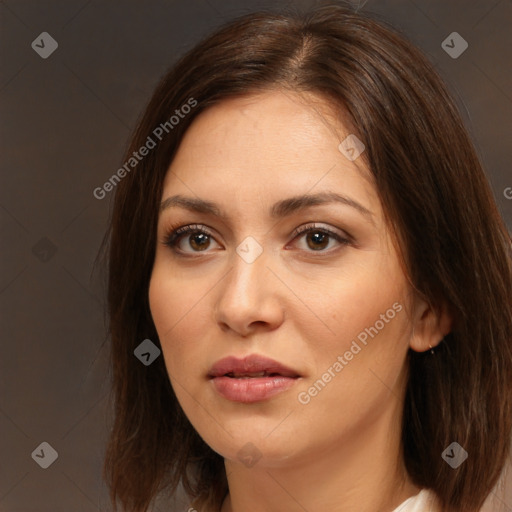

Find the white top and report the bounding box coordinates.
[189,486,509,511]
[391,489,437,512]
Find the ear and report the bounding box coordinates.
[409,296,453,352]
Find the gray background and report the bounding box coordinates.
[1,0,511,511]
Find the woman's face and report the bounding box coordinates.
[149,90,416,467]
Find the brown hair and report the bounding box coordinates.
[99,3,512,511]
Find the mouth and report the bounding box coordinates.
[208,354,301,403]
[223,371,292,378]
[208,354,301,379]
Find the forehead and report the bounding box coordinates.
[161,90,378,217]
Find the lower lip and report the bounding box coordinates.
[210,375,299,403]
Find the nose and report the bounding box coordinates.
[214,248,285,337]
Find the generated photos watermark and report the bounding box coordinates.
[93,97,197,200]
[298,301,403,405]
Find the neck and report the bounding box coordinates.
[220,397,419,512]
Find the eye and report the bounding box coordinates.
[288,223,350,252]
[163,224,222,254]
[162,222,351,256]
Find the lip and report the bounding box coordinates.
[208,354,301,403]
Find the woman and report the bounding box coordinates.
[100,3,512,511]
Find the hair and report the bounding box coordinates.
[99,2,512,511]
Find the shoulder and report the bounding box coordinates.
[391,489,439,512]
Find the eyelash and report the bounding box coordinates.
[162,222,351,256]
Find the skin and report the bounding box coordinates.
[148,90,452,512]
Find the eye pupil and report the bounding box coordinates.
[190,233,210,251]
[306,231,329,250]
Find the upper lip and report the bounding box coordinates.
[208,354,301,378]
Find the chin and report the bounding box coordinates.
[201,425,305,469]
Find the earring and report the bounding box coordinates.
[429,344,435,355]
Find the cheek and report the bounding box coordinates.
[292,260,407,356]
[290,270,411,422]
[294,294,409,432]
[148,269,211,373]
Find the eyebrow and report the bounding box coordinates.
[160,192,374,222]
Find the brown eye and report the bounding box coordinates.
[164,224,221,254]
[188,233,211,251]
[290,224,350,253]
[305,231,330,251]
